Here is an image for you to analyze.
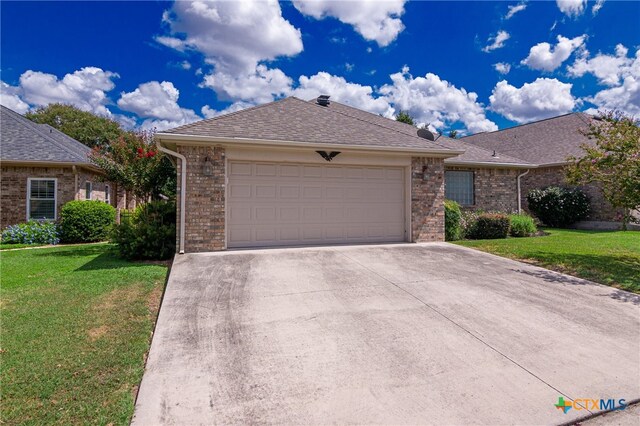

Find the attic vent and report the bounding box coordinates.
[316,95,330,106]
[417,128,436,141]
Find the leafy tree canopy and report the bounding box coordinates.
[566,111,640,229]
[448,130,459,139]
[26,104,125,150]
[395,111,415,126]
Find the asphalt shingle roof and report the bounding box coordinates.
[1,105,92,164]
[163,97,457,152]
[461,113,593,166]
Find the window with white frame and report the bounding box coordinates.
[105,184,111,204]
[85,181,92,200]
[28,178,57,220]
[445,171,474,205]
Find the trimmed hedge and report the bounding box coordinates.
[467,213,511,239]
[59,200,116,243]
[527,186,590,227]
[1,221,60,245]
[112,201,176,260]
[509,214,537,237]
[444,200,462,241]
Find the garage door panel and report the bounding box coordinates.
[227,162,405,248]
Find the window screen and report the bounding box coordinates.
[85,182,92,200]
[105,185,110,204]
[28,179,56,220]
[445,171,474,205]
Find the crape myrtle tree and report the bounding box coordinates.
[89,130,176,201]
[565,111,640,230]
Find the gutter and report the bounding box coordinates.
[156,142,186,255]
[517,169,531,214]
[444,160,537,169]
[156,132,465,158]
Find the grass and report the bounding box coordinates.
[1,244,169,425]
[454,228,640,293]
[0,243,48,250]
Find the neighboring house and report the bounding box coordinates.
[0,105,131,229]
[462,113,623,225]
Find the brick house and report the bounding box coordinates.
[156,96,542,254]
[461,113,625,226]
[0,105,132,229]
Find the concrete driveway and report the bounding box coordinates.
[132,243,640,425]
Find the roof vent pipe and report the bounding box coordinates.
[316,95,330,106]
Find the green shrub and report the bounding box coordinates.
[59,200,116,243]
[509,214,537,237]
[467,213,511,239]
[1,221,60,245]
[460,209,481,239]
[112,201,176,260]
[527,186,590,227]
[444,200,462,241]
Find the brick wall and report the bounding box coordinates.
[445,166,520,213]
[520,166,621,221]
[176,145,226,252]
[0,165,114,229]
[411,157,445,242]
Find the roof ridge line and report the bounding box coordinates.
[164,97,291,133]
[3,107,89,163]
[449,137,534,165]
[299,98,452,151]
[461,112,586,138]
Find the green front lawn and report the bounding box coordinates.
[0,243,47,250]
[455,228,640,293]
[1,244,169,425]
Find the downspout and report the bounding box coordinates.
[517,169,530,214]
[72,165,78,199]
[156,142,186,254]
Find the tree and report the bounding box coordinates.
[395,111,415,126]
[89,131,175,201]
[565,111,640,229]
[448,130,459,139]
[26,104,124,150]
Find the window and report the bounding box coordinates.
[105,184,111,204]
[27,178,57,220]
[85,181,92,200]
[445,171,474,205]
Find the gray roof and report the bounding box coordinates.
[315,100,535,167]
[462,113,593,166]
[163,97,457,152]
[1,105,92,164]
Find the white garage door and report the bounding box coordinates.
[227,161,406,248]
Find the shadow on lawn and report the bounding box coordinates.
[510,251,640,302]
[33,245,164,271]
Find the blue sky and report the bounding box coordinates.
[1,1,638,134]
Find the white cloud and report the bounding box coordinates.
[292,0,406,47]
[200,65,293,104]
[521,35,586,72]
[201,101,254,119]
[16,67,118,116]
[292,72,393,117]
[568,44,639,86]
[490,78,577,123]
[159,0,302,104]
[345,63,354,72]
[181,61,192,70]
[0,81,30,114]
[482,31,510,53]
[592,0,606,15]
[556,0,587,17]
[493,63,511,74]
[380,68,498,133]
[586,76,640,116]
[505,3,527,19]
[117,81,200,131]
